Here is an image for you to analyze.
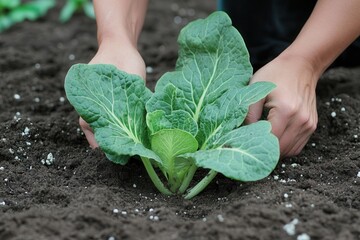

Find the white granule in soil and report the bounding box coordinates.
[297,233,311,240]
[283,218,299,236]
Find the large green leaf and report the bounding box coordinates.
[198,81,276,149]
[183,121,280,181]
[153,11,252,123]
[64,64,161,163]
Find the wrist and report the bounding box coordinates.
[97,31,138,50]
[278,48,324,80]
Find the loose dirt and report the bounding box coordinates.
[1,1,360,239]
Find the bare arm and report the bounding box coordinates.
[284,0,360,75]
[93,0,148,48]
[246,0,360,157]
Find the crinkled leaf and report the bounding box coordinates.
[154,11,252,126]
[64,64,161,163]
[146,84,197,135]
[146,84,190,115]
[147,110,198,136]
[183,121,280,181]
[198,81,276,148]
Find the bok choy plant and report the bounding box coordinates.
[59,0,95,23]
[0,0,55,32]
[64,11,280,199]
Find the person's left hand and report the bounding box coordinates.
[245,54,320,157]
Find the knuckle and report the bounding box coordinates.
[306,116,318,133]
[298,112,311,125]
[281,103,298,118]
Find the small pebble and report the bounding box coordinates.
[113,209,119,214]
[68,54,75,60]
[146,66,153,73]
[297,233,311,240]
[283,218,299,236]
[330,111,336,118]
[357,171,360,178]
[217,214,224,222]
[174,16,182,24]
[14,94,21,100]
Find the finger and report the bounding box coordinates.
[288,134,312,157]
[245,99,265,124]
[266,107,288,141]
[286,111,317,156]
[79,118,99,148]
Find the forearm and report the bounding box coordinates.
[93,0,148,47]
[281,0,360,76]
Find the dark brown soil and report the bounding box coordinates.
[1,1,360,240]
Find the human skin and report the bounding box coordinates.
[245,0,360,157]
[79,0,148,148]
[80,0,360,157]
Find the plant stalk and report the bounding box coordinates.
[178,164,197,194]
[141,157,172,195]
[184,170,218,199]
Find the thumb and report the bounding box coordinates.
[245,99,265,124]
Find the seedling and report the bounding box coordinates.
[0,0,55,32]
[64,12,280,199]
[59,0,95,23]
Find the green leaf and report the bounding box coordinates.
[154,11,252,124]
[0,15,12,32]
[0,0,54,32]
[59,0,77,23]
[183,121,280,181]
[64,64,161,164]
[147,110,198,136]
[105,153,129,165]
[146,83,198,135]
[151,129,198,191]
[198,81,276,149]
[0,0,20,10]
[83,1,95,19]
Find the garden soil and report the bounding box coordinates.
[1,1,360,240]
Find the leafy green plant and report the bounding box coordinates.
[0,0,55,32]
[64,11,280,199]
[59,0,95,23]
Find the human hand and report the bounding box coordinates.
[245,54,320,158]
[79,39,146,148]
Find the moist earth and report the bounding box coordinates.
[1,1,360,240]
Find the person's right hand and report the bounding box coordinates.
[79,38,146,148]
